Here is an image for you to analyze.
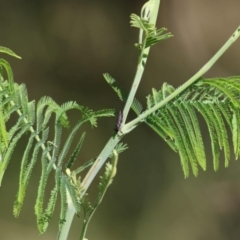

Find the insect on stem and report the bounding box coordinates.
[114,111,123,133]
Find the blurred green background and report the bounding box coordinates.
[1,0,240,239]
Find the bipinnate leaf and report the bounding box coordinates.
[145,77,240,177]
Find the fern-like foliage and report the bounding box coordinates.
[130,13,173,50]
[146,77,240,177]
[0,48,115,233]
[105,71,240,178]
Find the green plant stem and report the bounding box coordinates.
[57,135,121,240]
[121,25,240,134]
[79,220,88,240]
[81,136,121,191]
[122,0,160,125]
[79,150,118,240]
[122,56,146,125]
[57,189,75,240]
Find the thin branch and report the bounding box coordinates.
[121,25,240,134]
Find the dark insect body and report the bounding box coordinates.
[114,111,123,132]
